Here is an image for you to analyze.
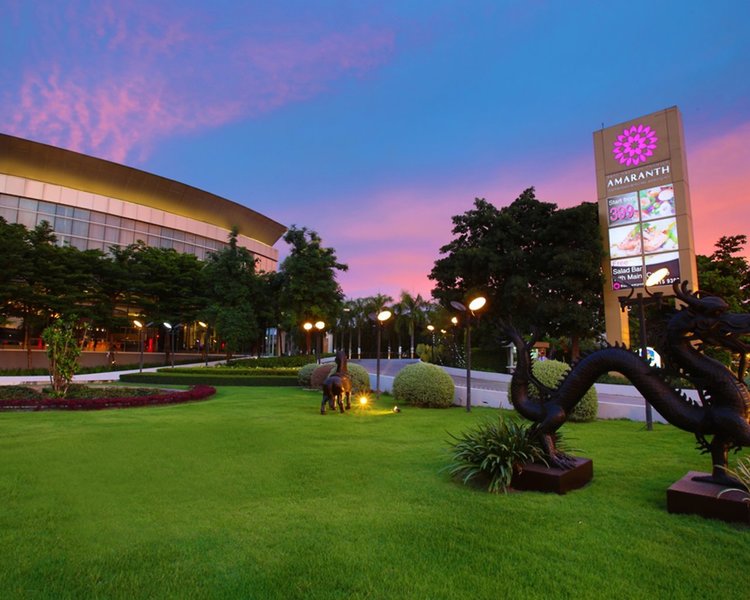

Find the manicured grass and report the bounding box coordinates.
[0,387,747,599]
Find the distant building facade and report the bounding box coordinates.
[0,133,286,271]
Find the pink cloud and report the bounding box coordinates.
[1,2,395,164]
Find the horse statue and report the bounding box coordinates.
[321,350,352,414]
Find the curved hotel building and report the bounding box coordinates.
[0,133,286,271]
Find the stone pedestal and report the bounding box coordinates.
[511,457,593,494]
[667,471,750,524]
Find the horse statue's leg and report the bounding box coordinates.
[321,379,334,414]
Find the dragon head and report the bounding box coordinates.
[672,281,750,355]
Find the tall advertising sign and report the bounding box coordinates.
[593,107,698,345]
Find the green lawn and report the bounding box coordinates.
[0,387,747,599]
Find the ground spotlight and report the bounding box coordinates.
[393,406,400,413]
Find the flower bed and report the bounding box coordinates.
[0,385,216,411]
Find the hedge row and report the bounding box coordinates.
[158,367,299,376]
[228,355,324,368]
[0,385,216,410]
[119,373,298,386]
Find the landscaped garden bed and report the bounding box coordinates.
[0,384,216,410]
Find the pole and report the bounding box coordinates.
[204,327,209,367]
[638,294,654,430]
[139,328,144,372]
[466,317,472,412]
[376,323,382,402]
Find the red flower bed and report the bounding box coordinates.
[0,385,216,411]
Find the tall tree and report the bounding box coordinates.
[203,228,261,358]
[398,291,430,358]
[430,189,604,357]
[278,226,348,349]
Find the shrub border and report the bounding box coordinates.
[120,373,298,386]
[0,385,217,411]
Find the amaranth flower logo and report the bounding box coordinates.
[612,124,658,166]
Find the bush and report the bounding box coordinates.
[307,363,371,394]
[119,373,297,386]
[0,385,42,401]
[530,359,598,422]
[446,416,547,493]
[229,355,318,368]
[298,363,319,387]
[0,385,216,410]
[160,367,299,376]
[392,362,455,408]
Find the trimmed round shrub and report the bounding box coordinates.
[310,364,334,389]
[392,362,455,408]
[309,363,371,394]
[298,362,319,388]
[530,359,598,422]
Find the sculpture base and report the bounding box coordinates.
[667,471,750,524]
[511,457,593,495]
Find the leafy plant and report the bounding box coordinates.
[41,317,81,397]
[392,362,455,408]
[717,456,750,501]
[446,416,546,493]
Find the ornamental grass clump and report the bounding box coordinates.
[392,362,454,408]
[446,416,546,494]
[530,359,598,422]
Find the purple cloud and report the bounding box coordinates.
[1,0,395,163]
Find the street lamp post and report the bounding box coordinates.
[315,320,325,363]
[451,296,487,412]
[303,322,313,355]
[427,324,436,363]
[370,309,392,402]
[617,268,669,431]
[133,320,145,372]
[163,322,172,366]
[199,321,208,367]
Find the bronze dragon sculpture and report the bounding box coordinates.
[505,281,750,486]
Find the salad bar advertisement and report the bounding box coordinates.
[608,183,681,289]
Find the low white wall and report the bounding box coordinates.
[371,367,699,423]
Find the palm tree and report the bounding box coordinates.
[398,291,430,359]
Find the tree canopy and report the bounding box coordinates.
[429,188,604,354]
[697,234,750,312]
[277,226,348,334]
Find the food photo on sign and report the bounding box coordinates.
[638,184,675,220]
[609,223,643,258]
[641,217,678,254]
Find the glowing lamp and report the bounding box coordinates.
[468,296,487,312]
[646,268,669,288]
[133,320,143,329]
[315,321,325,330]
[359,396,368,406]
[377,310,392,322]
[303,322,313,331]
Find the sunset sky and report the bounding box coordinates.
[2,1,749,300]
